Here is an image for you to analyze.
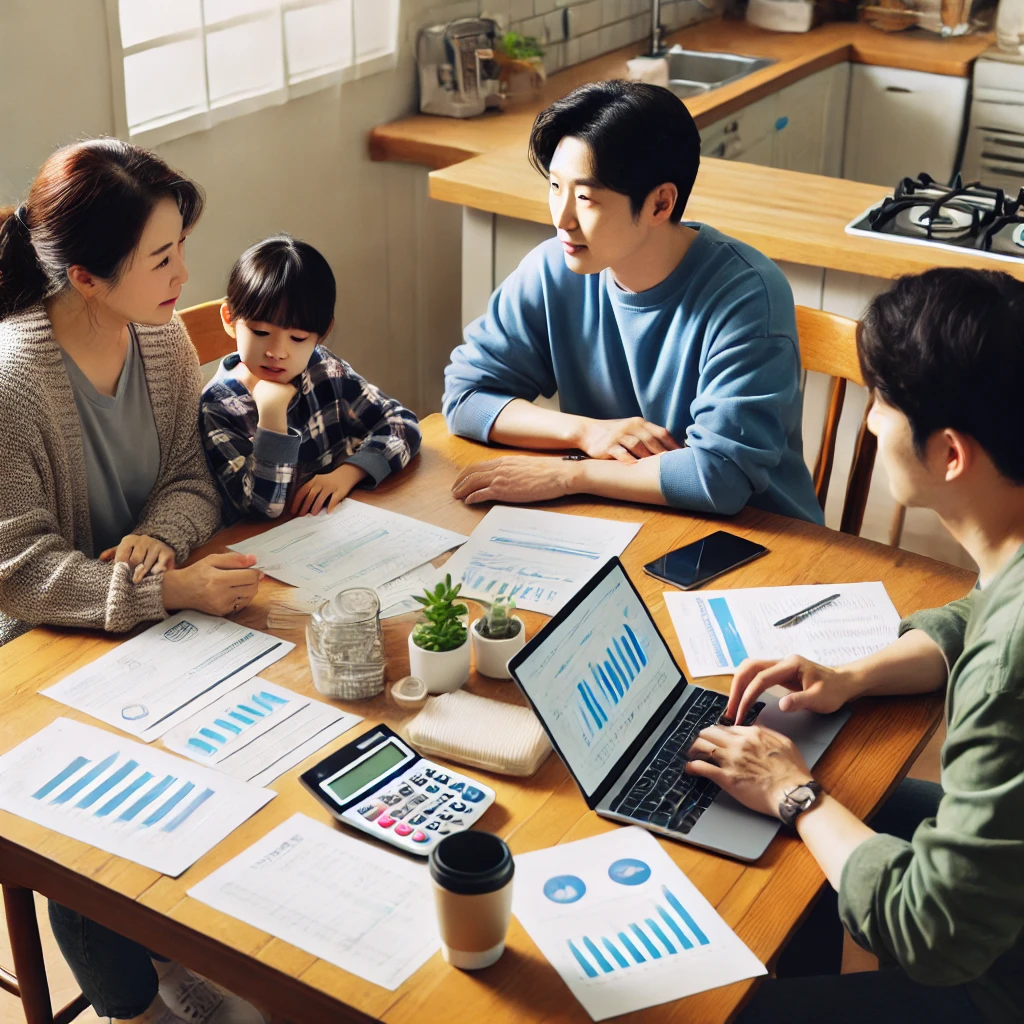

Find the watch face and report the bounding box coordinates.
[788,785,816,806]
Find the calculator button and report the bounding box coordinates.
[359,803,385,821]
[391,806,409,820]
[449,781,465,793]
[433,773,450,785]
[394,823,413,837]
[425,784,440,794]
[439,792,453,804]
[411,831,429,843]
[426,821,442,831]
[410,774,428,787]
[409,794,427,806]
[381,793,403,807]
[409,814,427,826]
[463,787,487,803]
[398,783,414,797]
[377,814,396,829]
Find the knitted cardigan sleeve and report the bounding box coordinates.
[0,394,167,636]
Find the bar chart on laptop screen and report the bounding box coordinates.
[515,567,678,796]
[0,718,273,876]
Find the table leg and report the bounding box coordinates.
[3,883,55,1024]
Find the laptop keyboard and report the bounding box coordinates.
[610,690,765,835]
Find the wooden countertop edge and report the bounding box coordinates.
[370,22,992,169]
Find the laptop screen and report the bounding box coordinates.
[512,561,681,797]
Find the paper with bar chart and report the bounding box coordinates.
[189,813,439,990]
[513,564,678,797]
[0,718,274,877]
[161,678,361,786]
[228,499,466,606]
[663,582,901,678]
[42,613,294,740]
[513,827,765,1020]
[441,507,642,615]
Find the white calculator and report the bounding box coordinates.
[299,724,496,856]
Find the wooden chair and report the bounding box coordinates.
[1,884,89,1024]
[178,298,234,365]
[796,305,904,545]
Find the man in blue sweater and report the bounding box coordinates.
[445,81,822,523]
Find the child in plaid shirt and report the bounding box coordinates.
[200,235,421,521]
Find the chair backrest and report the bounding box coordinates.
[179,298,234,366]
[795,305,878,538]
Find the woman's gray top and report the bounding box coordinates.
[60,328,161,555]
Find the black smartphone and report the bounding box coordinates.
[642,530,768,590]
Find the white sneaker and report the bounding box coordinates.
[114,994,188,1024]
[157,964,268,1024]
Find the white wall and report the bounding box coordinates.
[0,0,469,415]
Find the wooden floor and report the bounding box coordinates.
[0,727,944,1024]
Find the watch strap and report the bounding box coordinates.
[778,780,823,827]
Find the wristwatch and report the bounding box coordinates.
[778,780,823,827]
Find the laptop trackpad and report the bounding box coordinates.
[755,691,850,769]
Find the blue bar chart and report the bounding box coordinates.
[0,718,275,877]
[576,623,650,732]
[183,688,290,757]
[566,886,710,978]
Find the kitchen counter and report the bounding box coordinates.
[370,20,993,169]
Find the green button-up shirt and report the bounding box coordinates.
[838,545,1024,1021]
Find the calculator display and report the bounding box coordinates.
[326,741,406,801]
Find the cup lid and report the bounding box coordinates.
[429,831,514,895]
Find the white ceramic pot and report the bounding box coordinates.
[408,631,471,694]
[471,616,526,680]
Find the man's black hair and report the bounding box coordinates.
[226,234,336,337]
[858,267,1024,484]
[528,80,701,222]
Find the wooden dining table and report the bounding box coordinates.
[0,414,975,1024]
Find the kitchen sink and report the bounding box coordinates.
[664,46,775,99]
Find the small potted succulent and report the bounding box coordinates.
[471,597,526,680]
[408,574,471,694]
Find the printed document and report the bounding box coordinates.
[442,507,642,615]
[189,813,439,990]
[664,582,901,677]
[43,613,294,740]
[228,499,466,600]
[0,718,273,877]
[512,826,766,1020]
[161,678,361,786]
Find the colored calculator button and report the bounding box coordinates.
[425,784,440,794]
[463,787,486,803]
[394,823,413,837]
[360,803,385,821]
[411,831,430,843]
[377,814,396,829]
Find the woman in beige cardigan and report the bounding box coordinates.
[0,140,263,1023]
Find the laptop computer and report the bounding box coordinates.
[507,557,849,862]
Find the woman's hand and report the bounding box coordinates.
[291,464,367,516]
[725,655,860,726]
[575,416,682,463]
[686,723,813,820]
[161,552,262,616]
[99,534,176,583]
[451,456,577,505]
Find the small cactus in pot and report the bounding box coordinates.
[474,597,521,640]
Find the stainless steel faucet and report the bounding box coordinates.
[650,0,666,55]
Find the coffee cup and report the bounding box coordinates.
[428,830,514,970]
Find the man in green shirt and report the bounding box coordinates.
[685,267,1024,1022]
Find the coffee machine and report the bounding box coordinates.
[417,17,506,118]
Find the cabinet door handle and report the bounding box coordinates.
[884,86,912,93]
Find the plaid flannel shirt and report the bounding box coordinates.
[201,347,421,521]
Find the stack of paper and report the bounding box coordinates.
[512,827,765,1020]
[0,718,274,877]
[442,507,642,616]
[189,813,439,989]
[160,678,361,786]
[229,500,466,628]
[42,613,294,740]
[663,582,901,677]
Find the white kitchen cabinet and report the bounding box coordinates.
[700,64,850,176]
[773,62,850,177]
[842,64,969,187]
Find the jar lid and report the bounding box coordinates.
[391,675,429,709]
[314,587,380,626]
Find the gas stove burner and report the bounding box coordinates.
[904,203,976,238]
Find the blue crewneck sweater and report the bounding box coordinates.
[443,225,822,524]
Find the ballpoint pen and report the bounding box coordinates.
[773,592,841,628]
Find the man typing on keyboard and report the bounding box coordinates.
[686,269,1024,1024]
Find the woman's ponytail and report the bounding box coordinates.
[0,204,48,319]
[0,139,204,323]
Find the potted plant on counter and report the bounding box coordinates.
[494,31,545,105]
[471,597,525,680]
[408,574,471,694]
